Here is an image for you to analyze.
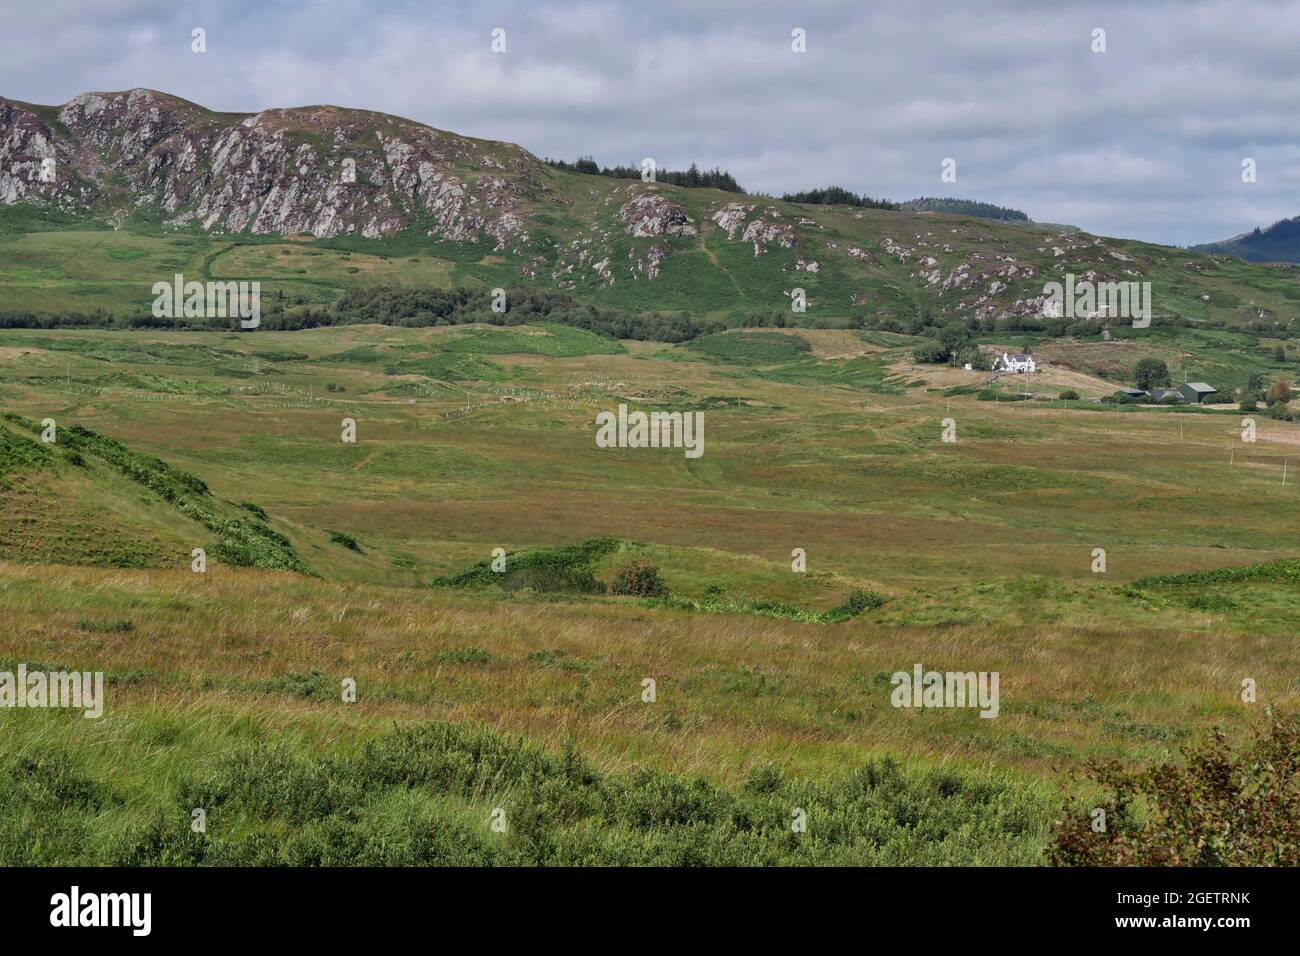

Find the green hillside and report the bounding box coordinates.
[2,91,1298,869]
[1194,215,1300,264]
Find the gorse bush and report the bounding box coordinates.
[1048,713,1300,866]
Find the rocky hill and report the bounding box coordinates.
[1,89,544,246]
[2,89,1297,332]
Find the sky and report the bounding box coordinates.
[2,0,1298,247]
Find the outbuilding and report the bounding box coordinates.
[1115,387,1149,400]
[1178,382,1218,404]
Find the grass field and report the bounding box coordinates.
[1,315,1297,864]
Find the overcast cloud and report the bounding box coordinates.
[2,0,1297,246]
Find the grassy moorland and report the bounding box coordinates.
[1,314,1297,864]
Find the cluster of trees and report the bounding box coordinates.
[274,286,722,343]
[780,186,896,209]
[858,309,1185,340]
[774,191,1030,220]
[0,286,727,343]
[896,197,1030,221]
[543,157,744,193]
[1108,358,1187,404]
[738,311,860,332]
[911,321,985,368]
[1241,370,1293,417]
[1133,358,1172,391]
[0,308,268,331]
[740,311,816,329]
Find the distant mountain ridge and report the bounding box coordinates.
[1194,216,1300,263]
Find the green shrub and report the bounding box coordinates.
[0,423,53,482]
[256,670,337,703]
[1048,713,1299,865]
[824,588,888,622]
[432,537,621,594]
[1133,557,1300,589]
[49,422,309,574]
[609,559,669,597]
[94,721,1051,866]
[329,530,363,552]
[76,617,134,633]
[1059,389,1080,401]
[649,587,885,624]
[434,647,493,666]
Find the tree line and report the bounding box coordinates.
[543,157,745,193]
[0,288,724,343]
[780,186,897,209]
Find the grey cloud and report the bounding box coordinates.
[1,0,1297,245]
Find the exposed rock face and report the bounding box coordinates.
[1,89,1174,317]
[741,216,796,255]
[628,244,668,280]
[616,187,696,237]
[0,89,543,247]
[60,90,199,165]
[711,201,753,239]
[711,201,796,255]
[0,98,90,206]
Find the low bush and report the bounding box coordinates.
[89,722,1051,866]
[1049,713,1299,865]
[329,531,363,553]
[75,618,134,633]
[432,537,621,594]
[649,587,885,624]
[609,559,669,597]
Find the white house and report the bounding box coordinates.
[994,352,1036,373]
